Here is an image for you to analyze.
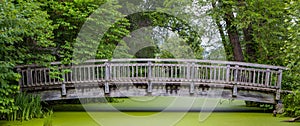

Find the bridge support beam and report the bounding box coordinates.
[61,83,66,96]
[104,82,110,94]
[233,85,238,97]
[190,82,194,94]
[147,81,152,94]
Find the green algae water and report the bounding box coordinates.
[1,97,299,126]
[1,112,298,126]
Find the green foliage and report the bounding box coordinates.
[0,0,55,65]
[43,110,53,126]
[0,62,20,115]
[0,0,54,121]
[159,36,196,59]
[281,1,300,117]
[281,0,300,91]
[44,0,107,63]
[283,91,300,117]
[6,93,43,121]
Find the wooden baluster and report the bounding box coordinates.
[43,69,46,85]
[79,66,82,82]
[265,69,270,87]
[33,68,37,86]
[88,66,91,82]
[218,67,221,81]
[248,70,252,85]
[175,65,178,80]
[27,67,32,87]
[253,70,256,84]
[171,65,174,79]
[140,65,143,78]
[127,65,130,81]
[131,65,134,78]
[136,65,138,78]
[38,69,42,86]
[257,71,260,85]
[205,66,208,81]
[213,66,217,82]
[209,66,213,82]
[261,71,265,86]
[74,67,77,82]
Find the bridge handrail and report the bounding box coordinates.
[16,58,287,70]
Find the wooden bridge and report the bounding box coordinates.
[16,59,287,103]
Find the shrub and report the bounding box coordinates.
[283,90,300,117]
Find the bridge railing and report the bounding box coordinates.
[16,59,286,99]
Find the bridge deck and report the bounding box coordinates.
[16,59,286,103]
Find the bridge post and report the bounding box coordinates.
[276,70,282,100]
[61,65,67,96]
[226,65,230,82]
[147,61,152,94]
[104,62,110,94]
[233,65,239,97]
[189,63,195,94]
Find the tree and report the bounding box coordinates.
[208,0,288,64]
[0,0,55,117]
[282,1,300,117]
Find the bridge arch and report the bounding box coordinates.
[16,58,286,104]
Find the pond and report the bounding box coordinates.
[1,97,299,126]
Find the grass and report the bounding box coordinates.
[5,92,43,121]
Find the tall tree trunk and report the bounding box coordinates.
[222,2,244,62]
[238,0,257,63]
[211,1,234,61]
[243,25,257,62]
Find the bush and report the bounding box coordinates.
[283,90,300,117]
[6,93,44,121]
[0,62,20,119]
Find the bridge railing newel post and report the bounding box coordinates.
[234,65,239,83]
[104,62,110,94]
[276,69,282,100]
[147,61,152,93]
[61,64,67,96]
[226,64,230,83]
[233,65,239,97]
[190,62,195,94]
